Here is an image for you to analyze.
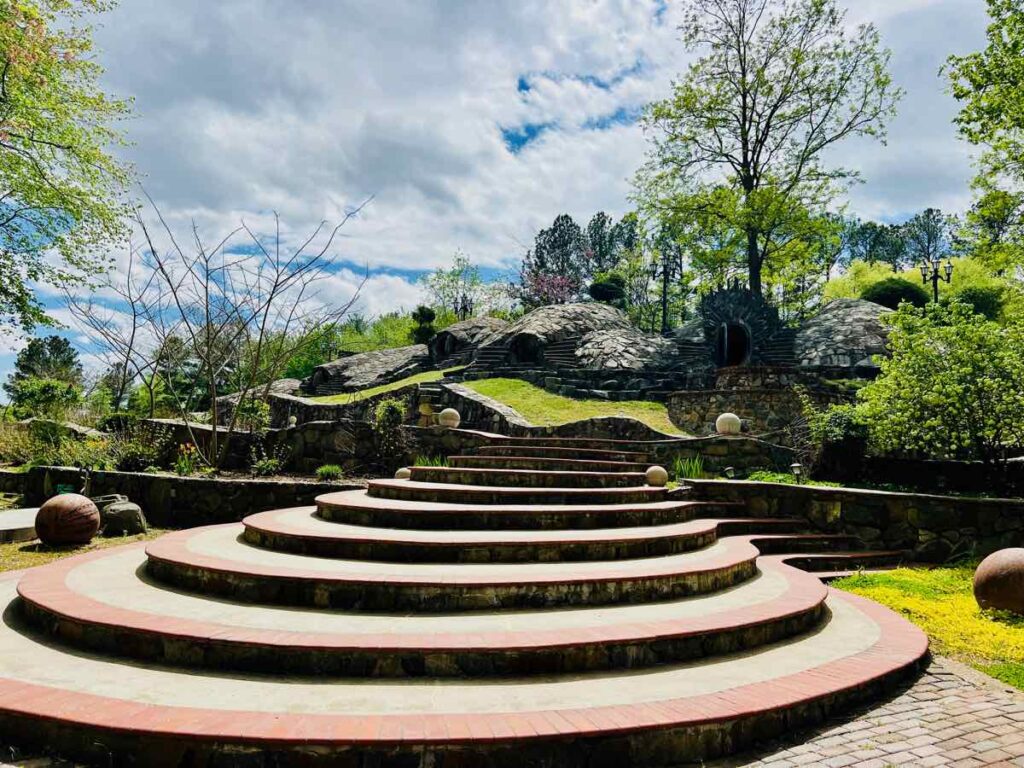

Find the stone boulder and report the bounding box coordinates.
[305,345,431,395]
[795,299,891,370]
[574,327,676,370]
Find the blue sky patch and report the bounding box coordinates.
[501,122,555,154]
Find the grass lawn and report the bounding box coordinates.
[309,367,466,405]
[834,566,1024,690]
[0,529,168,573]
[463,377,686,436]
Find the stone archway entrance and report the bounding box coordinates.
[716,322,751,367]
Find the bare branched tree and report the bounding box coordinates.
[67,195,369,468]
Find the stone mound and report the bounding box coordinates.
[430,316,509,360]
[795,299,890,369]
[479,303,632,349]
[305,345,430,395]
[575,327,676,369]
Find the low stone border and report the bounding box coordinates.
[20,466,360,529]
[688,478,1024,562]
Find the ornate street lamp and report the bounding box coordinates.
[920,257,953,304]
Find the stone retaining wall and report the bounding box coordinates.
[21,466,359,529]
[0,470,27,495]
[688,479,1024,563]
[267,389,417,429]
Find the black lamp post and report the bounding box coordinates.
[456,292,474,321]
[920,257,953,303]
[648,248,682,335]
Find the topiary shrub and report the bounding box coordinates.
[373,397,407,470]
[860,277,930,309]
[588,274,627,307]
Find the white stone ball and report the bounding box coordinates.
[394,467,412,480]
[438,408,461,429]
[715,412,742,436]
[646,465,669,487]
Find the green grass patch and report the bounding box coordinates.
[463,378,686,436]
[1,529,169,573]
[309,367,466,405]
[834,566,1024,690]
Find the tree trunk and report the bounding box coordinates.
[746,229,762,296]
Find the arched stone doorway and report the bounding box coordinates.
[715,322,751,367]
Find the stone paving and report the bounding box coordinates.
[701,658,1024,768]
[2,658,1021,767]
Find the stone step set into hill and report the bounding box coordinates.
[0,438,927,767]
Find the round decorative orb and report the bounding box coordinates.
[438,408,461,429]
[974,548,1024,615]
[35,494,100,546]
[715,412,742,436]
[646,465,669,487]
[394,467,412,480]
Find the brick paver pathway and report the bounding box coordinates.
[1,658,1021,767]
[703,658,1024,768]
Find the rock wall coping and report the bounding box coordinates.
[687,478,1024,563]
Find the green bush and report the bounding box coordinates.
[859,302,1024,464]
[671,455,705,480]
[248,441,290,477]
[589,274,627,306]
[110,437,163,472]
[373,397,407,467]
[315,464,344,481]
[11,377,82,420]
[413,455,448,467]
[860,277,930,309]
[96,411,138,434]
[0,424,35,465]
[233,398,270,433]
[950,286,1005,321]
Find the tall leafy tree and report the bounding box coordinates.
[847,220,908,272]
[948,0,1024,186]
[586,212,618,276]
[901,208,956,267]
[3,334,82,400]
[517,214,588,307]
[637,0,901,296]
[0,0,132,331]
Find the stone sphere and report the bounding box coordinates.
[715,412,742,435]
[974,548,1024,615]
[646,465,669,487]
[438,408,461,429]
[394,467,412,480]
[35,494,100,546]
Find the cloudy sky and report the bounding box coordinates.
[0,0,990,389]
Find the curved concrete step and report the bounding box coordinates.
[408,466,649,489]
[316,490,736,530]
[782,551,909,572]
[19,548,828,678]
[0,569,929,768]
[367,478,666,506]
[474,445,652,462]
[0,508,36,544]
[144,525,760,611]
[448,455,654,473]
[243,507,723,562]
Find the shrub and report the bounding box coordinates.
[11,377,82,420]
[859,302,1024,465]
[373,397,407,468]
[0,424,36,465]
[950,285,1005,321]
[410,305,437,345]
[233,397,270,433]
[249,441,290,477]
[860,277,930,309]
[315,464,344,481]
[588,274,627,306]
[110,437,163,472]
[96,411,138,435]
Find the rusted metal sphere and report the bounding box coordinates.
[974,548,1024,615]
[34,493,100,546]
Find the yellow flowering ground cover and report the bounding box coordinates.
[834,566,1024,690]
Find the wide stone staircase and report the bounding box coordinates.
[0,437,927,767]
